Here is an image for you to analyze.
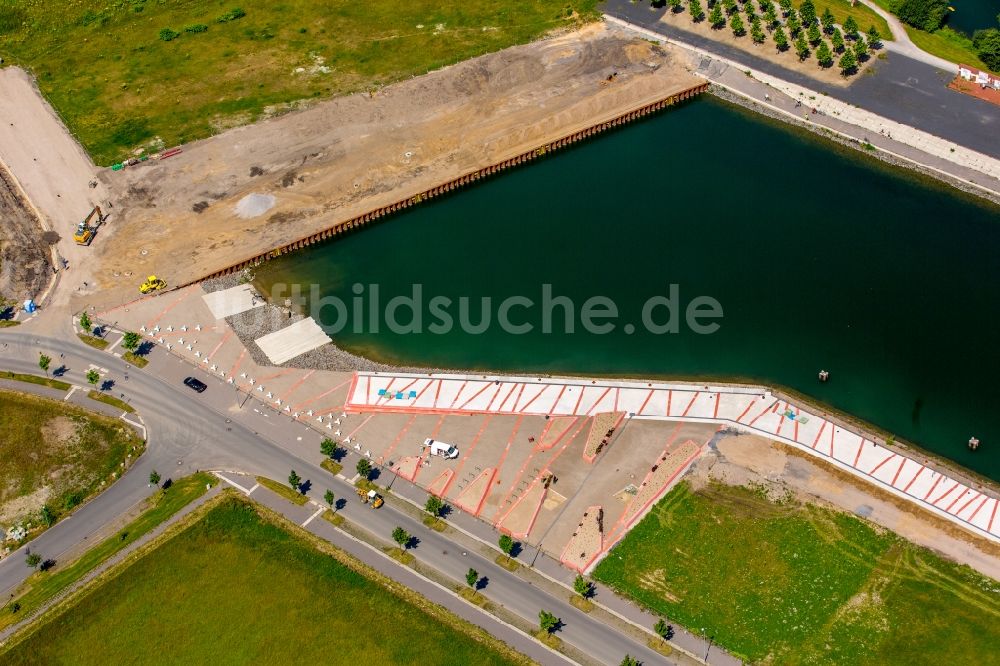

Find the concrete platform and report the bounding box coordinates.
[201,284,263,320]
[254,317,329,364]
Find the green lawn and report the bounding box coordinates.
[0,389,143,530]
[2,497,528,665]
[801,0,894,42]
[0,473,216,633]
[0,0,597,165]
[593,482,1000,664]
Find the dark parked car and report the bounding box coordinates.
[183,376,208,393]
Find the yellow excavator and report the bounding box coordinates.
[73,206,103,246]
[139,275,167,294]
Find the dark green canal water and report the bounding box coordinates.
[946,0,998,35]
[256,96,1000,481]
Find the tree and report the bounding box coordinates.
[620,657,640,666]
[668,0,683,12]
[79,312,92,333]
[787,11,801,35]
[867,24,882,48]
[25,553,41,569]
[974,28,1000,71]
[356,458,372,480]
[843,15,859,39]
[839,47,858,74]
[895,0,948,32]
[744,1,756,20]
[795,32,811,59]
[324,489,335,508]
[466,567,479,590]
[573,574,592,598]
[38,353,51,376]
[655,618,673,640]
[799,0,816,25]
[853,35,868,60]
[320,438,337,458]
[807,22,822,45]
[499,533,515,561]
[709,3,726,27]
[779,0,792,14]
[724,0,737,14]
[831,27,845,52]
[86,369,100,385]
[752,21,765,43]
[774,26,790,50]
[538,610,560,634]
[425,494,444,517]
[764,3,778,27]
[122,331,141,353]
[816,40,834,67]
[820,7,835,32]
[689,0,705,21]
[392,526,410,549]
[40,505,55,527]
[288,469,301,491]
[149,470,161,486]
[730,12,746,35]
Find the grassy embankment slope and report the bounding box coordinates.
[593,481,1000,665]
[0,389,143,537]
[0,0,598,165]
[867,0,996,71]
[1,496,529,665]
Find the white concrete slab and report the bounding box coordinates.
[254,317,329,365]
[202,284,264,320]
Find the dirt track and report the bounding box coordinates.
[78,23,700,311]
[0,164,51,305]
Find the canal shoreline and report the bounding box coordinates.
[215,270,1000,504]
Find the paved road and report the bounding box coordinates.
[601,0,1000,159]
[0,330,685,666]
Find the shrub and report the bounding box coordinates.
[895,0,948,32]
[158,27,180,41]
[217,7,247,23]
[184,24,208,33]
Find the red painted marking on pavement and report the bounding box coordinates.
[413,378,438,404]
[482,416,525,520]
[376,378,399,404]
[279,369,315,401]
[902,465,925,493]
[296,376,353,411]
[679,391,700,418]
[811,421,828,449]
[408,415,447,484]
[637,389,655,416]
[345,414,375,440]
[735,397,757,423]
[519,384,552,413]
[713,392,721,419]
[852,435,865,467]
[447,380,469,409]
[581,386,612,416]
[923,474,943,501]
[572,386,587,415]
[748,399,778,427]
[967,496,990,521]
[932,481,961,506]
[495,382,520,413]
[613,387,620,413]
[868,452,897,477]
[793,413,800,443]
[227,348,247,380]
[988,500,1000,533]
[458,381,495,411]
[205,330,234,362]
[144,287,196,328]
[827,425,836,458]
[666,390,673,417]
[441,415,493,497]
[257,368,294,383]
[483,383,506,412]
[889,458,908,488]
[775,403,786,437]
[548,384,569,415]
[378,414,418,465]
[947,488,974,513]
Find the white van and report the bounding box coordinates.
[425,438,459,459]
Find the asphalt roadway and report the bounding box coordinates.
[601,0,1000,159]
[0,330,681,666]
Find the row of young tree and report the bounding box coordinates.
[660,0,883,75]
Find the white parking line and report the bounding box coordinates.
[212,471,253,494]
[64,385,80,401]
[301,506,325,527]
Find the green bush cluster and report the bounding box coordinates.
[217,7,247,23]
[185,24,208,33]
[158,27,179,41]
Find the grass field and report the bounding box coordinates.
[0,473,215,633]
[0,389,143,531]
[593,482,1000,664]
[2,496,527,665]
[0,0,597,165]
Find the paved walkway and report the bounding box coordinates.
[604,14,1000,198]
[856,0,956,71]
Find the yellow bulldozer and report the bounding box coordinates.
[139,275,167,294]
[73,206,103,246]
